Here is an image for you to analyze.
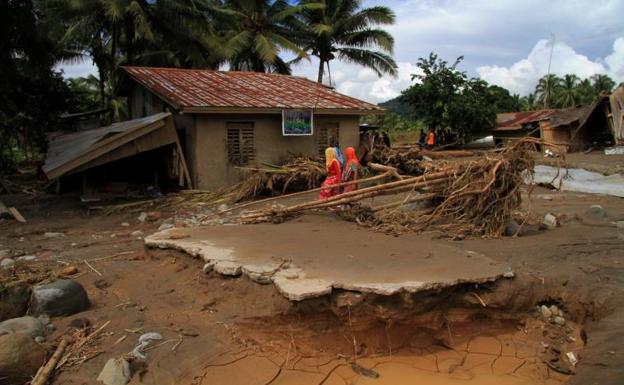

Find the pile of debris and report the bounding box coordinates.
[240,141,536,237]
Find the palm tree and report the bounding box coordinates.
[535,74,561,109]
[297,0,397,83]
[214,0,322,74]
[591,74,616,94]
[576,78,595,105]
[557,74,580,107]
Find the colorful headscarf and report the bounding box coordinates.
[334,146,346,169]
[344,147,360,169]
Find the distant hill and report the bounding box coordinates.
[378,95,410,115]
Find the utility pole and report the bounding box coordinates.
[544,34,556,109]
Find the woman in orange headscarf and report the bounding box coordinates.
[319,147,342,200]
[342,147,360,193]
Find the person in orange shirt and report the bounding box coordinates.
[426,128,435,149]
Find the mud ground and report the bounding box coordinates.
[0,184,622,385]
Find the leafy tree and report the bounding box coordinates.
[521,93,538,111]
[213,0,321,74]
[400,53,497,140]
[591,74,615,94]
[296,0,397,83]
[557,74,580,107]
[576,78,595,105]
[487,85,522,112]
[535,74,561,108]
[1,0,74,170]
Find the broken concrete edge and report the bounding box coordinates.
[144,231,513,301]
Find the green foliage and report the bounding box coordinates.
[399,53,500,140]
[1,0,74,171]
[296,0,397,83]
[530,73,616,109]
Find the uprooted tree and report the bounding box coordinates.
[400,52,516,141]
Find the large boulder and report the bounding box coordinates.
[97,357,132,385]
[0,283,31,321]
[31,279,90,316]
[0,316,45,339]
[0,333,47,385]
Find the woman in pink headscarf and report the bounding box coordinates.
[319,147,342,200]
[341,147,360,193]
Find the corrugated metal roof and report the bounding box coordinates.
[122,66,384,113]
[43,112,171,179]
[494,109,556,131]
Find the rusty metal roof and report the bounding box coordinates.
[494,109,556,131]
[122,66,384,114]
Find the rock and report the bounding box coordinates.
[503,270,515,278]
[241,263,281,284]
[145,211,161,222]
[137,212,148,222]
[16,255,37,262]
[213,261,241,276]
[586,205,606,219]
[1,258,15,270]
[43,232,64,238]
[121,222,130,227]
[37,314,51,326]
[130,230,144,237]
[31,279,91,316]
[60,266,79,276]
[97,357,132,385]
[35,336,45,343]
[202,262,215,274]
[0,283,30,321]
[0,333,46,385]
[0,250,10,259]
[0,316,45,339]
[504,220,521,236]
[158,223,174,231]
[540,305,552,319]
[541,213,558,230]
[553,316,566,326]
[549,305,561,317]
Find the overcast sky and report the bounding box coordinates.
[59,0,624,104]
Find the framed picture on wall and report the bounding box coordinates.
[282,109,314,136]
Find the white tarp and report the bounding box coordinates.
[531,165,624,198]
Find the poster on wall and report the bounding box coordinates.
[282,109,313,136]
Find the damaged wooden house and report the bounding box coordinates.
[43,67,383,195]
[492,92,618,153]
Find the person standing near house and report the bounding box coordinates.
[342,147,361,193]
[319,147,342,199]
[426,128,436,149]
[418,130,426,148]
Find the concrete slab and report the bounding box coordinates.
[145,215,512,301]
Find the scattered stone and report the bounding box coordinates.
[585,205,606,219]
[0,316,45,339]
[549,305,561,317]
[553,316,566,326]
[31,279,91,316]
[0,283,30,321]
[504,220,521,236]
[43,232,64,238]
[94,279,111,290]
[146,211,161,222]
[71,242,78,247]
[137,212,148,223]
[503,270,515,278]
[120,222,130,227]
[213,261,241,276]
[202,262,215,274]
[16,255,37,262]
[616,221,624,229]
[130,230,144,237]
[540,305,552,319]
[34,336,45,343]
[0,333,47,385]
[97,357,132,385]
[60,266,79,276]
[1,258,15,270]
[178,328,200,337]
[541,213,558,230]
[158,223,174,231]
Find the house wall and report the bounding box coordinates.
[540,121,572,153]
[130,86,166,119]
[186,113,360,189]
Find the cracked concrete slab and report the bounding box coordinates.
[145,215,512,301]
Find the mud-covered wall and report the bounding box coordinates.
[186,113,360,189]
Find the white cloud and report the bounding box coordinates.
[477,37,624,95]
[55,60,98,78]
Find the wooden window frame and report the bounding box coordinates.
[317,122,340,156]
[226,122,255,166]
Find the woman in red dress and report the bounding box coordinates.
[341,147,360,193]
[319,147,342,200]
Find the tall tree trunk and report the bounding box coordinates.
[317,58,324,83]
[97,67,106,108]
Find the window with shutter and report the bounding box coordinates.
[317,122,340,156]
[226,122,255,165]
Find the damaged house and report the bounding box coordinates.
[493,95,614,153]
[43,67,383,193]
